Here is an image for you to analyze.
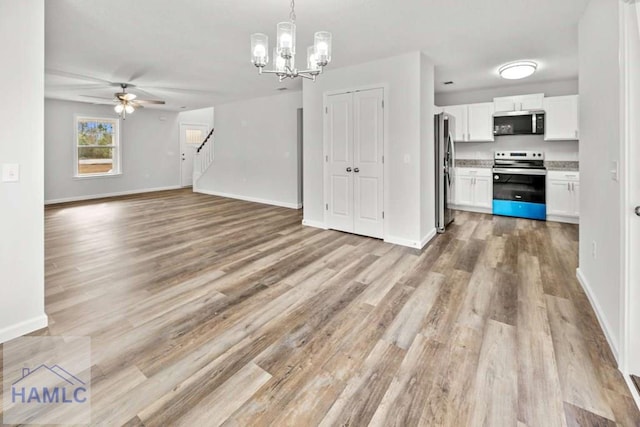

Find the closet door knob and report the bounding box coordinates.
[354,168,360,173]
[346,167,352,172]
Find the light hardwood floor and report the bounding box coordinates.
[3,188,639,426]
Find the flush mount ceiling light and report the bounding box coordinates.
[498,61,538,80]
[250,0,332,81]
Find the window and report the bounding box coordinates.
[75,116,120,177]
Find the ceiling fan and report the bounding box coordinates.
[84,83,166,119]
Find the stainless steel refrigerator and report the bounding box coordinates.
[434,113,455,233]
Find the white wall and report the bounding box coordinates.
[45,99,182,203]
[435,78,579,106]
[420,54,436,242]
[455,135,578,161]
[577,0,621,358]
[0,0,47,343]
[195,91,302,209]
[178,107,214,129]
[303,52,434,247]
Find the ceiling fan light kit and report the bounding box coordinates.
[250,0,332,81]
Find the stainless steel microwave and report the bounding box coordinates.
[493,111,545,136]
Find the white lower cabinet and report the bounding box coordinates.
[546,171,580,222]
[452,168,492,212]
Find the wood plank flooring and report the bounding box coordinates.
[2,188,639,426]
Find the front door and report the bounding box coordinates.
[325,88,384,239]
[180,123,209,187]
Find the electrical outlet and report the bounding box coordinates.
[2,164,19,182]
[592,241,597,259]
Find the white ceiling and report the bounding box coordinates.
[45,0,589,111]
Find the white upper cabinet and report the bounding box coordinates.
[493,93,544,113]
[467,103,495,142]
[543,95,580,141]
[442,103,494,142]
[442,104,467,142]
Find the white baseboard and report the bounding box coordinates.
[384,235,422,249]
[45,186,183,205]
[302,219,328,229]
[0,314,48,344]
[195,188,302,210]
[576,268,620,363]
[451,204,492,215]
[547,214,579,224]
[420,228,438,249]
[624,373,640,410]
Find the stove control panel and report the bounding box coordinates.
[494,151,544,160]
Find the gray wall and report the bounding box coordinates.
[577,0,622,356]
[455,135,578,161]
[0,0,47,342]
[195,91,303,208]
[435,78,579,106]
[437,79,580,162]
[45,99,182,203]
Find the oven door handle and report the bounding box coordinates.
[492,168,547,176]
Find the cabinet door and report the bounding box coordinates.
[443,105,468,142]
[571,182,580,217]
[467,103,494,141]
[519,93,544,111]
[543,95,579,141]
[493,97,516,113]
[546,180,572,216]
[455,175,474,206]
[473,176,493,208]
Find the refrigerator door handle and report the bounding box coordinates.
[448,133,456,169]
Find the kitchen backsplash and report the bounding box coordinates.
[454,134,578,161]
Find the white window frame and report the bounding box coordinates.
[74,115,122,178]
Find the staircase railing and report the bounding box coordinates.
[194,128,214,182]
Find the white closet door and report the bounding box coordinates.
[353,88,384,238]
[325,92,354,233]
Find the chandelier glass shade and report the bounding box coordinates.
[250,0,332,81]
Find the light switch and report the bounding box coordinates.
[2,163,19,182]
[610,160,619,182]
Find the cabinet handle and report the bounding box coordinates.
[571,182,575,191]
[567,182,570,191]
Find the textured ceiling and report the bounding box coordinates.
[45,0,589,111]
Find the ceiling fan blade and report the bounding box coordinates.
[118,93,137,101]
[80,95,116,101]
[46,69,114,85]
[48,83,112,91]
[143,86,219,95]
[131,103,145,109]
[134,99,166,105]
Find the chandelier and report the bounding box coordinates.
[250,0,332,81]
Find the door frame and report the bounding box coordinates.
[322,84,389,239]
[179,122,210,188]
[619,0,640,405]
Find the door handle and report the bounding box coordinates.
[346,167,352,172]
[354,168,360,173]
[635,206,640,217]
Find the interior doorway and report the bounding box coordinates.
[180,123,209,187]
